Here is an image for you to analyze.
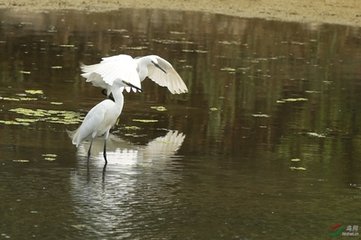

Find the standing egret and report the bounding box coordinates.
[71,80,130,164]
[81,54,188,95]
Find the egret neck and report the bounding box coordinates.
[110,84,125,111]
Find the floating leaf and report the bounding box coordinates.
[15,118,38,123]
[50,102,63,105]
[220,67,236,72]
[305,90,320,94]
[169,31,186,35]
[13,159,30,163]
[218,40,242,45]
[19,97,37,101]
[42,153,57,161]
[124,126,141,130]
[107,28,128,33]
[126,46,148,50]
[150,106,167,112]
[290,166,307,171]
[277,98,308,103]
[51,66,63,69]
[291,41,306,45]
[124,133,147,137]
[132,119,158,123]
[59,44,75,48]
[153,39,194,45]
[25,89,43,95]
[285,98,308,102]
[307,132,326,138]
[42,153,57,158]
[0,97,20,101]
[181,49,207,53]
[252,113,270,118]
[0,120,30,126]
[10,108,45,117]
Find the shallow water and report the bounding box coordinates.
[0,9,361,240]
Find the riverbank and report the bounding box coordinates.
[0,0,360,27]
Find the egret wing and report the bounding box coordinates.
[80,54,141,91]
[147,56,188,94]
[81,63,109,89]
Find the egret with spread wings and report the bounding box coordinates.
[81,54,188,95]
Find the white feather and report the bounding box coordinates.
[80,54,188,95]
[80,55,141,92]
[140,55,188,94]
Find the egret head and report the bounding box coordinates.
[149,56,167,74]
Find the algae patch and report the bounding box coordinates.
[25,89,44,95]
[1,107,82,126]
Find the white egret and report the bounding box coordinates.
[81,54,188,95]
[71,80,129,164]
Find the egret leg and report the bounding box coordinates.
[103,139,108,165]
[87,138,94,161]
[102,163,107,183]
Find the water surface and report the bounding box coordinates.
[0,9,361,240]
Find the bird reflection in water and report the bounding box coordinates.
[70,130,185,180]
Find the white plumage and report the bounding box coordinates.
[80,54,142,95]
[81,54,188,95]
[71,81,125,164]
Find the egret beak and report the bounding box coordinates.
[151,60,167,73]
[122,80,142,92]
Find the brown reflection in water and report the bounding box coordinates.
[0,9,361,175]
